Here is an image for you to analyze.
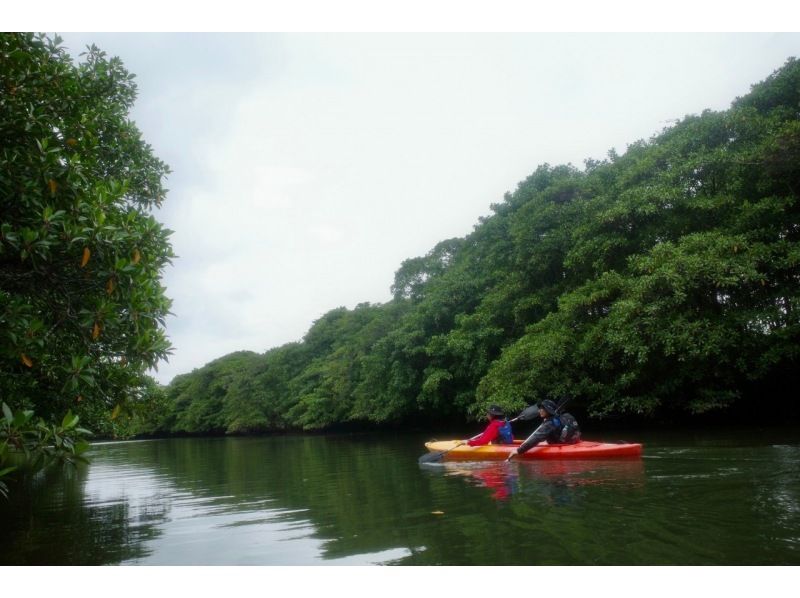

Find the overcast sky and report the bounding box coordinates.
[44,31,799,384]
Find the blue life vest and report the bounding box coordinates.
[496,419,514,444]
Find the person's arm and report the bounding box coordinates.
[516,420,555,454]
[467,420,501,446]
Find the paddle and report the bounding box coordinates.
[553,395,573,415]
[510,404,540,423]
[418,441,466,464]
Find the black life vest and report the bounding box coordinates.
[553,412,581,443]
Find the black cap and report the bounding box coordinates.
[538,399,558,415]
[487,405,505,417]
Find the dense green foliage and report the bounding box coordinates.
[0,34,174,436]
[158,58,799,433]
[0,401,92,498]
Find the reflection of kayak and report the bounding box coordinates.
[424,439,642,461]
[440,459,646,496]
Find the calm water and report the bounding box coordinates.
[1,429,799,565]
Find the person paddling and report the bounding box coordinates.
[506,399,580,460]
[466,405,514,446]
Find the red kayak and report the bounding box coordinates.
[424,439,642,461]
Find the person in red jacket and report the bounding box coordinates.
[467,405,514,446]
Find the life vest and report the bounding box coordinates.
[555,412,581,443]
[495,419,514,444]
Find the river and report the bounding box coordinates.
[1,429,799,565]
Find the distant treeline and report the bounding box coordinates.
[144,58,800,435]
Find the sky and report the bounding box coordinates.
[40,30,798,385]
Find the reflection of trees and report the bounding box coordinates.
[643,444,800,565]
[0,436,653,565]
[0,462,164,565]
[113,436,542,564]
[3,436,452,564]
[410,458,648,565]
[130,436,461,563]
[8,436,797,565]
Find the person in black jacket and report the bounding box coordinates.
[506,399,580,461]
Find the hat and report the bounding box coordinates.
[487,405,505,418]
[538,399,558,415]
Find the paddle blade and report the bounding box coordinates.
[418,450,446,464]
[513,404,540,422]
[418,441,464,464]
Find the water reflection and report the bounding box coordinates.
[0,460,159,565]
[1,437,429,565]
[80,439,424,565]
[2,434,799,565]
[437,463,519,500]
[423,458,646,504]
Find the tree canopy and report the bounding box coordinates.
[1,33,174,435]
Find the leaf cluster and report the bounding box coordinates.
[1,33,174,430]
[0,401,91,498]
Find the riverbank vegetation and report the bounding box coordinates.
[149,58,800,435]
[1,32,174,488]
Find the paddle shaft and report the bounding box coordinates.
[553,395,573,415]
[509,395,572,423]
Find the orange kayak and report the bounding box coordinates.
[424,439,642,461]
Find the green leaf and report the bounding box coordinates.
[74,440,90,455]
[1,403,12,425]
[61,411,78,429]
[12,411,32,427]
